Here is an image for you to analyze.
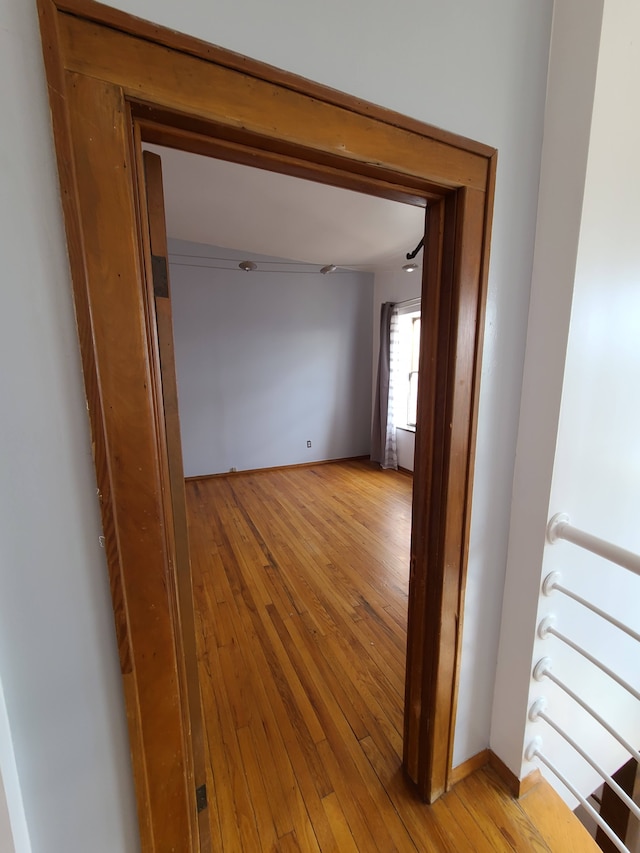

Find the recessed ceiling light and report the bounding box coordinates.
[402,262,419,272]
[238,260,257,272]
[320,264,337,275]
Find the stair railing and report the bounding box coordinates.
[526,514,640,853]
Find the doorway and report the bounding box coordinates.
[150,144,424,848]
[38,1,496,847]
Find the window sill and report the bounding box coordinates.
[397,425,416,434]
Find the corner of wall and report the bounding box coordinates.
[489,0,605,777]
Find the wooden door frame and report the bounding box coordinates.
[37,0,496,846]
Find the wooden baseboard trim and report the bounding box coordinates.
[185,455,369,482]
[449,749,490,787]
[449,749,541,798]
[397,466,414,477]
[488,750,541,798]
[518,769,542,798]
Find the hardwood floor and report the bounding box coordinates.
[186,459,597,851]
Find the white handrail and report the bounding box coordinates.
[547,514,640,577]
[529,699,640,824]
[538,618,640,703]
[535,515,640,848]
[543,572,640,644]
[533,658,640,765]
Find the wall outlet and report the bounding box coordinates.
[306,440,312,448]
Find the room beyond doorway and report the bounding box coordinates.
[147,142,425,479]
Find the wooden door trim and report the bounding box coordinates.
[135,116,436,209]
[52,0,496,160]
[37,0,497,841]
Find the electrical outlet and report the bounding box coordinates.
[306,440,312,448]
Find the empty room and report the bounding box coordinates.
[154,145,427,848]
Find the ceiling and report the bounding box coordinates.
[146,144,426,271]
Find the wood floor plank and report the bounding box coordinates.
[187,459,596,852]
[269,612,414,852]
[434,788,501,853]
[294,606,401,754]
[246,717,295,840]
[201,503,339,847]
[457,767,551,852]
[197,647,252,851]
[236,725,279,851]
[277,831,304,852]
[359,734,460,853]
[519,775,600,852]
[315,738,392,851]
[320,792,357,853]
[200,707,224,852]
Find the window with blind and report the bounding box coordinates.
[396,301,421,430]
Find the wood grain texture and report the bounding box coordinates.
[54,0,495,157]
[449,749,490,786]
[59,13,489,191]
[448,154,498,781]
[520,776,600,852]
[63,71,194,851]
[36,0,134,673]
[405,190,463,800]
[440,186,489,783]
[137,117,436,208]
[188,460,597,851]
[139,149,209,850]
[406,187,490,801]
[489,751,542,798]
[403,196,447,786]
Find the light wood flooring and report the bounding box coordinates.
[187,459,597,851]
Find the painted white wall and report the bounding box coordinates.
[490,0,605,779]
[1,0,557,844]
[147,143,424,269]
[169,240,373,475]
[0,2,140,851]
[396,429,415,474]
[494,0,640,805]
[527,0,640,803]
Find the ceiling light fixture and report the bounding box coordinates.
[402,262,419,273]
[238,260,257,272]
[320,264,337,275]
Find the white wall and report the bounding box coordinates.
[528,0,640,802]
[490,0,605,780]
[1,0,557,845]
[169,240,373,475]
[396,430,415,474]
[494,0,640,803]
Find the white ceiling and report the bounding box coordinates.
[146,144,426,271]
